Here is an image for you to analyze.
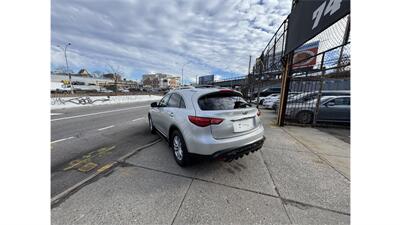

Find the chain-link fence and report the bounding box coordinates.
[283,15,350,126]
[248,12,350,127]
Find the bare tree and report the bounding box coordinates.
[106,63,126,92]
[92,70,104,78]
[106,63,125,79]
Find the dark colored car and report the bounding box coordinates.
[274,90,350,112]
[285,96,350,124]
[253,87,282,99]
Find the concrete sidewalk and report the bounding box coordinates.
[52,110,350,225]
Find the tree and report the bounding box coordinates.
[92,70,104,78]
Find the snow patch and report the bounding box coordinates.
[51,95,162,109]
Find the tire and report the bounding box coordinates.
[259,99,265,105]
[296,111,313,124]
[148,115,156,134]
[170,130,191,167]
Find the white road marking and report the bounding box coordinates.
[97,125,115,131]
[51,136,74,144]
[51,105,148,122]
[51,113,63,116]
[132,117,145,122]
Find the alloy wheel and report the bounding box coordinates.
[173,135,183,161]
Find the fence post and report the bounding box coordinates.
[313,52,326,125]
[277,52,293,126]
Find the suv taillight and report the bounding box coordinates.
[188,116,224,127]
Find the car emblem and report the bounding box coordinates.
[242,111,248,115]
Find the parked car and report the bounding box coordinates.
[262,92,300,109]
[262,94,280,109]
[274,90,350,112]
[51,82,71,93]
[148,87,265,166]
[252,87,282,99]
[285,96,350,124]
[120,89,129,93]
[257,93,280,105]
[100,89,113,93]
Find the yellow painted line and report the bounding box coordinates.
[97,162,116,173]
[78,162,98,172]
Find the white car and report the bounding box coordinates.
[148,87,265,166]
[257,93,280,105]
[260,94,280,107]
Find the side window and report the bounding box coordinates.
[167,94,180,108]
[331,97,350,106]
[179,96,186,108]
[159,94,171,107]
[272,88,280,92]
[303,94,315,102]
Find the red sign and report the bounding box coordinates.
[292,41,319,69]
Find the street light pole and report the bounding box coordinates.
[58,43,73,94]
[181,62,190,86]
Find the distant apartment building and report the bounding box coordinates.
[142,73,180,89]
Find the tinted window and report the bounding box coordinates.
[167,94,180,108]
[321,92,350,96]
[198,92,250,110]
[179,96,186,108]
[159,94,171,107]
[302,93,318,102]
[271,88,281,92]
[332,97,350,105]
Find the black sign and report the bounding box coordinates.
[199,75,214,85]
[285,0,350,54]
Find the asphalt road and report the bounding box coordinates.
[51,101,160,197]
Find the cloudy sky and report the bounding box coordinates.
[51,0,291,82]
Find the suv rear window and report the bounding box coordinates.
[198,91,250,110]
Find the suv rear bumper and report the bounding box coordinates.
[212,136,265,162]
[184,125,265,155]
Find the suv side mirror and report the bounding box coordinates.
[326,101,335,107]
[150,102,158,107]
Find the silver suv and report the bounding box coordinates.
[148,87,265,166]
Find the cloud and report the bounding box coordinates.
[51,0,291,81]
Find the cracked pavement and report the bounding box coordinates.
[51,109,350,225]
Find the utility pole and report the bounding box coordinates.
[248,55,252,75]
[248,55,252,101]
[58,43,73,94]
[256,54,265,109]
[181,62,190,86]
